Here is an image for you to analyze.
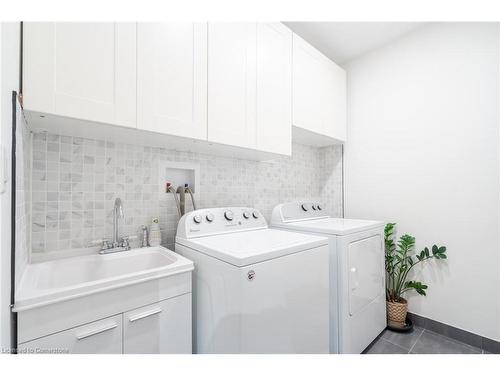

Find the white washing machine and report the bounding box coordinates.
[175,207,330,354]
[271,202,386,354]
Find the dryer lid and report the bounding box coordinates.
[176,228,328,267]
[273,217,384,236]
[271,202,384,235]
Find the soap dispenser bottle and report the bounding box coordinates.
[149,218,162,247]
[141,225,149,247]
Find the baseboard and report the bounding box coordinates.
[407,312,500,354]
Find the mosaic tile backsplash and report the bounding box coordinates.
[30,131,342,255]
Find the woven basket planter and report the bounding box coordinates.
[386,298,408,328]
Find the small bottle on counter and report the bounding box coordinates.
[149,218,162,247]
[141,225,149,247]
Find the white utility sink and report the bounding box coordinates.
[13,246,194,312]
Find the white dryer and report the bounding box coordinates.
[175,207,330,354]
[271,202,386,354]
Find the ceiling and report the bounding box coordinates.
[284,22,426,65]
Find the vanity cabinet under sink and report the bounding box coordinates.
[18,294,191,354]
[123,294,191,354]
[14,247,194,354]
[18,314,124,354]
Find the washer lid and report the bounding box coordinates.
[273,218,384,236]
[176,228,328,267]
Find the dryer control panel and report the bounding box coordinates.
[271,202,329,223]
[176,207,268,239]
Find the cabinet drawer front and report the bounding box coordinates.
[18,315,122,354]
[123,294,192,354]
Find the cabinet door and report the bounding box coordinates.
[321,61,347,141]
[18,315,122,354]
[137,23,208,140]
[23,22,136,128]
[292,33,324,135]
[292,33,347,142]
[256,23,292,156]
[208,23,257,149]
[123,294,192,354]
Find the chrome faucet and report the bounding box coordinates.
[112,197,124,247]
[99,198,131,255]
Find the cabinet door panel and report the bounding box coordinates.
[18,315,122,354]
[123,294,192,354]
[23,22,136,127]
[208,23,257,149]
[292,33,347,143]
[256,23,292,156]
[292,34,324,135]
[137,23,207,140]
[326,63,347,141]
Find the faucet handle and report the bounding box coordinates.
[121,237,130,250]
[89,239,112,250]
[102,240,112,250]
[121,235,137,250]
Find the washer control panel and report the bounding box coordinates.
[177,207,267,238]
[271,202,329,223]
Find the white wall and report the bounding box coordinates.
[0,20,3,352]
[345,23,500,341]
[0,22,20,350]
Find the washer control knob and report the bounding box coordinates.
[224,210,234,221]
[206,213,214,222]
[312,205,317,210]
[301,204,308,211]
[243,211,250,219]
[193,214,202,224]
[252,211,259,219]
[317,205,322,211]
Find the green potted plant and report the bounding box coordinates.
[384,223,447,328]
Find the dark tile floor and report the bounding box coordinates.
[363,325,491,354]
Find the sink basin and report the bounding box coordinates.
[13,247,194,312]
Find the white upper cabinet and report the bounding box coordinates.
[23,22,137,128]
[23,23,343,156]
[137,23,208,140]
[208,23,292,155]
[292,33,346,144]
[322,59,347,141]
[256,23,292,156]
[207,23,257,149]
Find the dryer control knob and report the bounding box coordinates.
[243,211,250,219]
[193,214,202,224]
[301,204,308,211]
[224,210,234,221]
[312,205,317,210]
[206,213,214,222]
[252,211,259,219]
[317,205,322,211]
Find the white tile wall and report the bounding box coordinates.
[319,145,343,216]
[30,131,342,254]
